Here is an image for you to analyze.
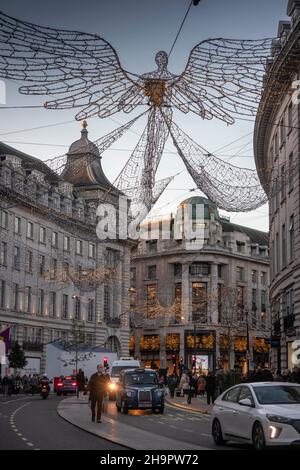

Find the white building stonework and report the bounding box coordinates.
[0,123,134,374]
[130,197,270,375]
[254,0,300,370]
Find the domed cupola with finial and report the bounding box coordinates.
[62,121,115,190]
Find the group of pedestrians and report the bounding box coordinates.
[167,369,217,405]
[0,373,41,396]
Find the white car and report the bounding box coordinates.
[211,382,300,450]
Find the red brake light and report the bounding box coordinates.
[57,383,63,387]
[72,382,77,386]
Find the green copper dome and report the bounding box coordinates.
[178,196,220,220]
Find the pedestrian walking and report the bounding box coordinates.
[2,375,9,396]
[76,369,86,399]
[197,374,206,397]
[87,366,107,423]
[205,371,216,405]
[167,373,177,399]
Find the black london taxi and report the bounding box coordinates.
[116,368,164,414]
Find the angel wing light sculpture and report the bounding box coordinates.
[0,11,277,213]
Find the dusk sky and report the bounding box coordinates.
[0,0,289,231]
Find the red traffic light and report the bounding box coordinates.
[103,356,108,367]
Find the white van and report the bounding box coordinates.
[108,357,140,398]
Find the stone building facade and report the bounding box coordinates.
[0,123,134,374]
[130,197,270,375]
[254,0,300,370]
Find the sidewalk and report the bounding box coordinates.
[165,394,213,414]
[57,397,210,450]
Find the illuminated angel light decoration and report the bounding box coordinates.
[0,11,279,212]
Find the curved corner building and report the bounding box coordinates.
[254,0,300,370]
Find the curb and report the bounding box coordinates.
[165,397,212,415]
[56,400,133,450]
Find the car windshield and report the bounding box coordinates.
[125,372,157,386]
[254,385,300,404]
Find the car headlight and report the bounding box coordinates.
[126,390,135,397]
[267,414,294,425]
[109,383,117,391]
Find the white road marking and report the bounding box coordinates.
[27,442,34,447]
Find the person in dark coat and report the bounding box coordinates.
[205,371,216,405]
[167,373,177,399]
[76,369,86,399]
[87,367,107,423]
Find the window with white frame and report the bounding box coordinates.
[88,243,95,259]
[39,226,46,244]
[26,221,33,239]
[63,236,70,252]
[52,231,58,248]
[14,216,21,234]
[88,299,95,322]
[76,240,83,255]
[0,242,7,266]
[0,210,8,229]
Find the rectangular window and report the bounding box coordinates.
[88,243,95,259]
[49,292,56,318]
[282,224,287,267]
[63,236,70,252]
[130,268,136,284]
[62,294,68,319]
[52,232,58,248]
[26,221,33,239]
[190,263,210,276]
[236,286,244,310]
[236,266,244,282]
[26,250,33,273]
[192,282,207,323]
[0,280,6,308]
[51,258,57,279]
[106,249,118,267]
[25,286,31,314]
[37,289,44,315]
[74,296,81,321]
[76,240,83,255]
[39,226,46,244]
[104,285,110,317]
[14,216,21,234]
[39,254,45,275]
[174,263,182,277]
[218,265,223,279]
[252,289,257,310]
[88,299,94,322]
[260,271,267,286]
[13,283,19,311]
[145,284,157,318]
[0,242,7,266]
[13,246,20,270]
[261,291,266,312]
[0,210,8,229]
[236,242,245,253]
[251,269,257,283]
[289,215,294,260]
[147,265,156,280]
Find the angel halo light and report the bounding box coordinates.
[0,11,283,214]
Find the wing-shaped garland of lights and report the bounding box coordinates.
[0,10,288,213]
[162,113,268,212]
